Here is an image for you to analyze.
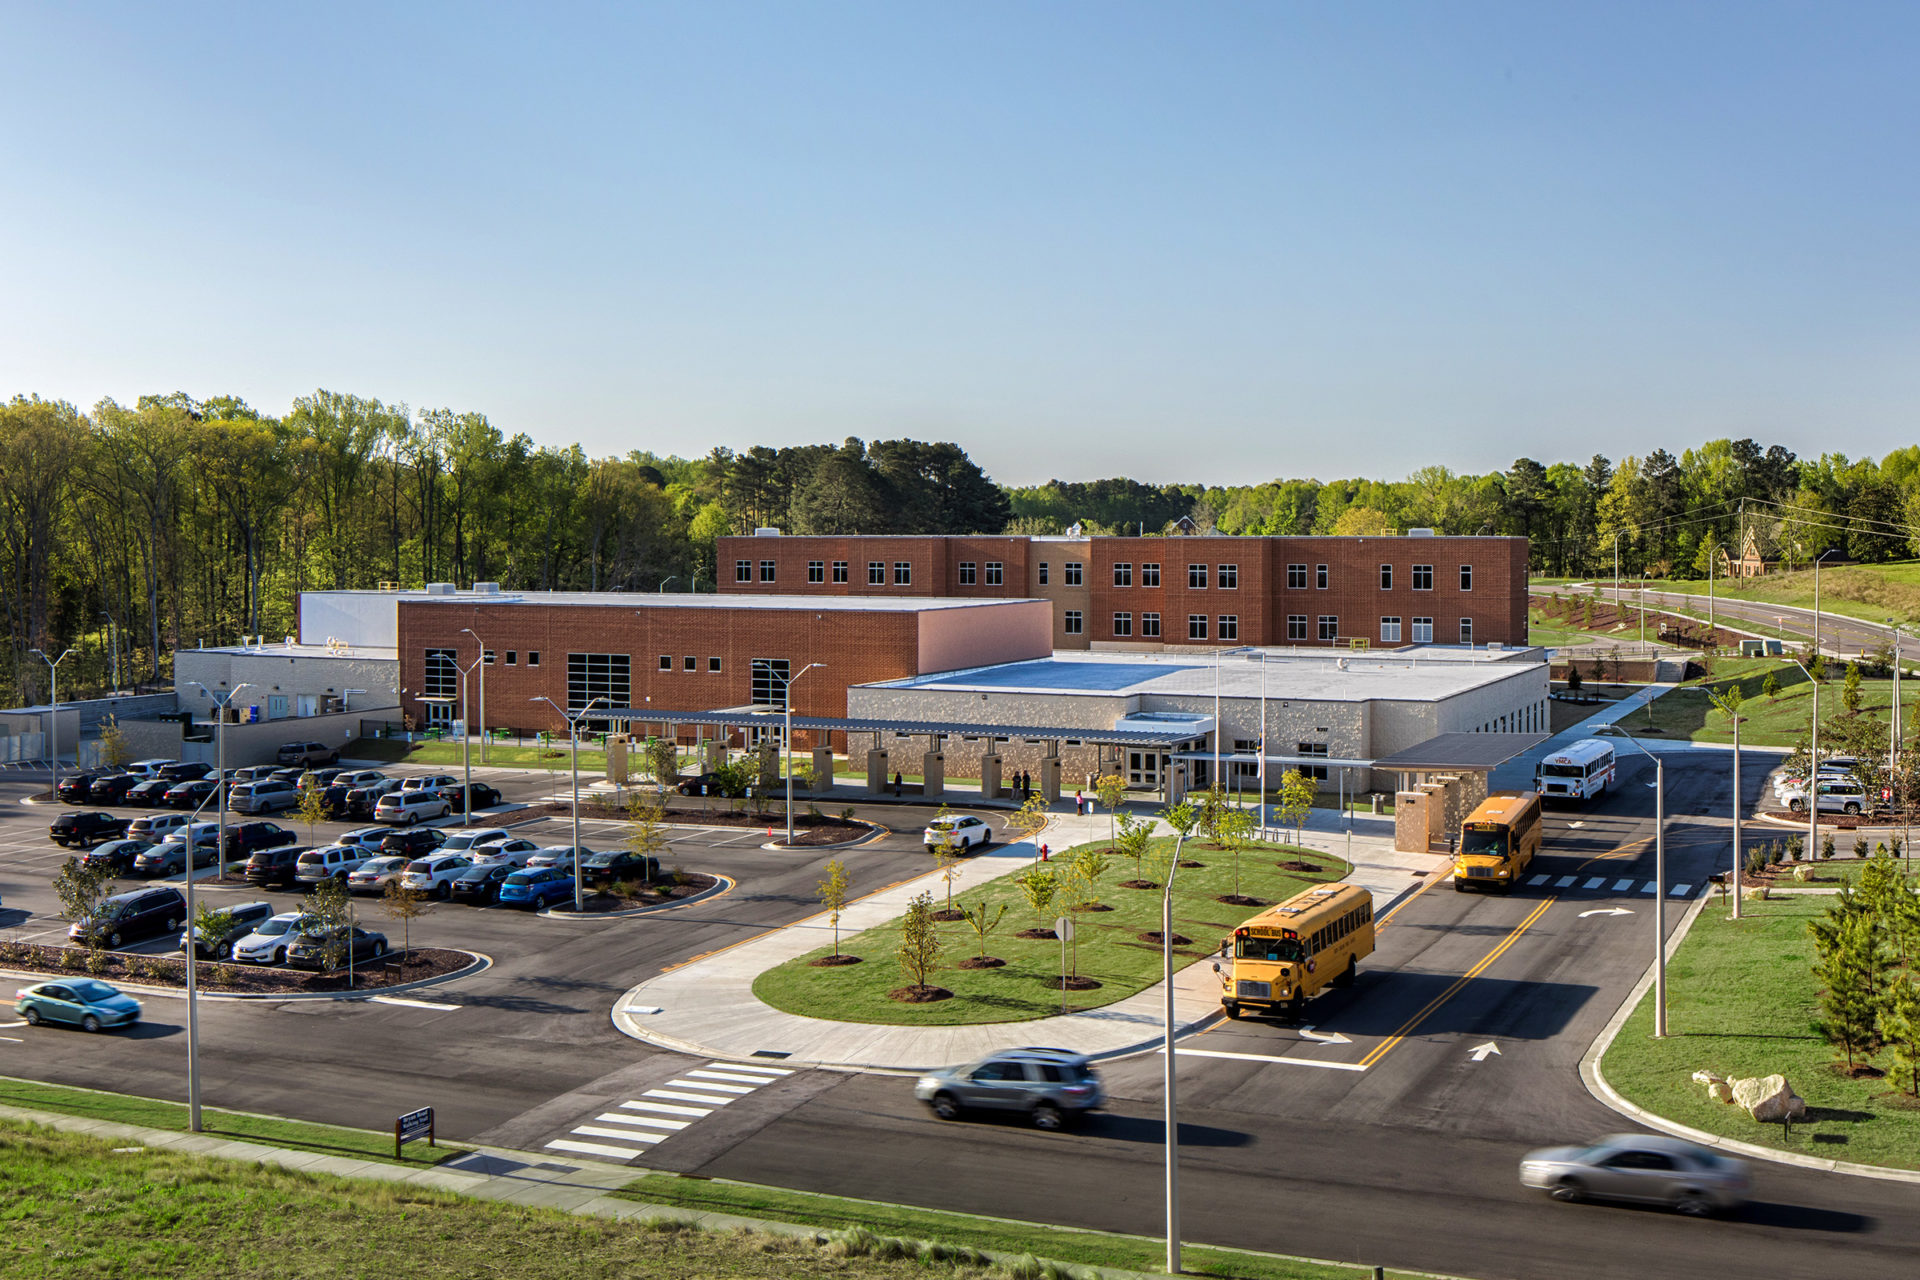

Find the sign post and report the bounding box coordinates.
[395,1106,435,1160]
[1054,915,1075,1014]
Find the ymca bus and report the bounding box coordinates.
[1453,790,1543,893]
[1533,738,1616,801]
[1219,883,1375,1021]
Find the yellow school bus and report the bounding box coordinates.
[1220,883,1375,1021]
[1453,790,1543,893]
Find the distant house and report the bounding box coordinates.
[1727,529,1779,578]
[1168,514,1199,536]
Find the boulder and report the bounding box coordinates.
[1731,1074,1807,1123]
[1742,884,1770,901]
[1691,1069,1734,1103]
[1792,864,1816,883]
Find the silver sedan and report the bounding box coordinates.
[1520,1134,1749,1216]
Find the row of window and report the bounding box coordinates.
[1109,563,1239,589]
[741,557,1474,592]
[956,561,1004,585]
[1064,612,1245,640]
[738,559,916,585]
[659,655,724,672]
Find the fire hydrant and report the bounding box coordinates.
[1040,843,1050,861]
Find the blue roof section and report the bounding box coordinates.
[907,659,1198,693]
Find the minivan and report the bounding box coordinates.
[294,844,370,886]
[375,789,452,826]
[68,887,187,948]
[230,780,298,814]
[179,900,276,958]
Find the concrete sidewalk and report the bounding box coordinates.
[611,806,1441,1072]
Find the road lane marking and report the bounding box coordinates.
[666,1078,753,1095]
[574,1125,660,1144]
[645,1088,734,1106]
[1554,876,1577,888]
[1583,877,1606,889]
[685,1069,771,1086]
[1612,879,1635,892]
[546,1138,642,1159]
[366,996,460,1011]
[1670,884,1692,896]
[596,1112,688,1130]
[1159,1046,1367,1072]
[1526,875,1549,886]
[620,1100,711,1117]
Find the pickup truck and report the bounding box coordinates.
[49,811,133,848]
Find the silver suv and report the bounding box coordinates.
[914,1047,1104,1130]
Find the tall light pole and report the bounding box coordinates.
[1163,832,1187,1274]
[1706,684,1744,921]
[1785,657,1821,863]
[29,647,75,797]
[658,577,679,593]
[453,653,485,818]
[460,628,488,764]
[180,680,251,1135]
[1596,723,1667,1037]
[532,694,608,912]
[100,611,120,692]
[780,663,824,846]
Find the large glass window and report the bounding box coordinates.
[1296,741,1329,781]
[832,560,848,583]
[1064,611,1083,635]
[566,653,631,711]
[750,658,793,709]
[1317,616,1339,641]
[1188,614,1208,640]
[1218,615,1238,640]
[868,561,885,584]
[1412,617,1434,643]
[1064,562,1083,586]
[1188,564,1207,589]
[1412,564,1434,591]
[1142,563,1160,587]
[1142,612,1161,637]
[807,560,824,583]
[894,562,912,585]
[734,559,751,583]
[958,562,977,585]
[1113,612,1132,637]
[759,560,776,582]
[423,648,457,700]
[1287,564,1307,589]
[1287,615,1308,640]
[1113,562,1132,587]
[1380,617,1402,644]
[1218,564,1238,589]
[985,562,1003,585]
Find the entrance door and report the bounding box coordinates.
[267,694,289,720]
[424,702,454,726]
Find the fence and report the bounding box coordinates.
[0,732,47,764]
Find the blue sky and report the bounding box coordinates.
[3,2,1917,484]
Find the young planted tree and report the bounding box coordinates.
[897,891,941,992]
[191,902,242,960]
[625,789,668,885]
[1114,812,1153,882]
[1160,799,1198,843]
[296,784,330,850]
[1881,971,1920,1098]
[1015,864,1059,936]
[962,899,1009,964]
[1277,769,1316,844]
[816,857,851,960]
[1068,845,1110,910]
[1006,791,1050,848]
[381,878,431,958]
[97,715,131,769]
[1565,663,1583,697]
[52,857,114,960]
[1197,785,1230,846]
[1813,908,1882,1072]
[1763,668,1782,700]
[933,838,966,918]
[1843,662,1863,715]
[1095,772,1128,849]
[1218,805,1257,900]
[644,737,681,792]
[306,876,356,979]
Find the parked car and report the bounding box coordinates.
[398,773,459,794]
[15,979,141,1032]
[346,855,412,895]
[343,779,404,820]
[924,814,993,850]
[1780,778,1870,815]
[50,811,131,848]
[436,782,504,814]
[450,862,513,905]
[441,827,513,854]
[914,1047,1105,1130]
[227,764,282,784]
[230,780,299,815]
[676,771,740,797]
[375,789,452,826]
[67,887,186,948]
[57,769,124,804]
[1519,1134,1749,1216]
[400,854,472,898]
[308,783,356,818]
[296,767,348,792]
[80,838,152,875]
[132,837,218,877]
[87,772,142,804]
[232,911,321,964]
[579,849,660,887]
[125,758,180,779]
[156,761,213,783]
[225,821,296,858]
[163,777,224,809]
[527,845,592,870]
[499,867,577,909]
[268,766,307,785]
[337,826,396,852]
[286,925,389,970]
[333,769,388,790]
[179,900,276,959]
[243,846,305,889]
[378,827,448,858]
[127,812,192,842]
[122,778,175,807]
[294,845,370,886]
[276,741,339,767]
[467,837,540,867]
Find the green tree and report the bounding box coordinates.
[51,857,114,957]
[1277,769,1316,843]
[1006,791,1050,847]
[190,903,243,960]
[296,784,329,850]
[1114,812,1153,880]
[644,737,681,790]
[1763,668,1782,700]
[962,900,1008,963]
[1565,662,1582,696]
[1219,805,1257,899]
[1813,908,1881,1071]
[817,858,851,959]
[897,891,941,991]
[97,715,131,768]
[1843,662,1863,714]
[1015,864,1058,933]
[624,790,667,885]
[1095,772,1128,849]
[1881,971,1920,1097]
[381,878,431,958]
[1160,799,1198,842]
[305,876,356,979]
[930,804,965,914]
[1197,785,1231,844]
[1068,845,1110,909]
[1810,651,1828,682]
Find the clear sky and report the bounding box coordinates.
[4,1,1917,485]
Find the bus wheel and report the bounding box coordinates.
[1285,996,1305,1023]
[1224,1004,1242,1020]
[1452,879,1465,892]
[1333,958,1356,989]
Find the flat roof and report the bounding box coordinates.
[871,649,1542,703]
[355,591,1038,614]
[597,707,1205,746]
[186,643,398,660]
[1371,733,1549,772]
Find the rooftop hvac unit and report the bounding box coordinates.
[753,526,782,537]
[472,581,501,593]
[1407,528,1436,537]
[424,582,457,595]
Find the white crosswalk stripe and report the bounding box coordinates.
[1527,874,1549,886]
[575,1125,661,1144]
[597,1112,688,1130]
[1554,876,1577,888]
[546,1138,643,1159]
[1613,879,1635,892]
[547,1061,792,1164]
[647,1088,737,1105]
[667,1077,755,1094]
[1640,881,1658,894]
[688,1069,778,1085]
[1583,877,1605,889]
[1670,884,1692,896]
[621,1100,711,1118]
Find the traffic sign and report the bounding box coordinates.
[1054,916,1075,943]
[395,1106,435,1158]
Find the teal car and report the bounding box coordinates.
[15,979,142,1032]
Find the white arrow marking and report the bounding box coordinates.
[1298,1025,1353,1046]
[1579,907,1634,918]
[1567,821,1585,829]
[1468,1041,1501,1062]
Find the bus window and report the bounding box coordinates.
[1461,827,1508,857]
[1236,935,1304,963]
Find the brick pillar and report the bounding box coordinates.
[979,754,1002,800]
[811,747,834,794]
[922,752,945,800]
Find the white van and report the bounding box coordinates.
[374,789,452,826]
[230,780,299,814]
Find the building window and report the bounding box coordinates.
[1039,562,1050,586]
[894,562,911,585]
[658,655,672,671]
[1113,612,1132,637]
[1188,564,1207,589]
[527,651,539,667]
[1064,562,1083,586]
[1412,617,1434,643]
[1142,563,1160,587]
[1380,617,1402,644]
[1412,564,1433,591]
[1380,564,1392,590]
[1287,615,1308,641]
[1318,615,1339,641]
[1113,562,1132,587]
[832,560,848,583]
[708,656,722,672]
[567,653,631,711]
[750,658,792,709]
[1142,612,1161,637]
[1459,564,1473,591]
[868,561,885,584]
[1218,615,1239,640]
[759,560,776,583]
[505,650,517,665]
[1316,564,1328,590]
[1287,563,1307,590]
[423,648,457,700]
[683,655,696,671]
[1296,741,1330,782]
[734,559,751,583]
[986,562,1003,585]
[1460,617,1474,645]
[807,560,824,583]
[1218,564,1238,589]
[959,562,977,585]
[1064,611,1083,635]
[1188,614,1208,640]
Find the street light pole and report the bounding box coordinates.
[780,663,825,846]
[180,680,252,1134]
[1163,832,1186,1275]
[1597,724,1667,1037]
[461,628,488,764]
[1787,657,1821,862]
[533,695,608,912]
[100,611,119,692]
[454,653,485,817]
[29,647,75,798]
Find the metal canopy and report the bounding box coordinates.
[1369,732,1548,774]
[1169,751,1376,769]
[596,707,1204,747]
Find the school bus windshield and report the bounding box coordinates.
[1460,827,1509,857]
[1236,935,1305,963]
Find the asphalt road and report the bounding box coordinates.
[1538,582,1905,660]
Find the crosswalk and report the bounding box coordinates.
[544,1060,793,1163]
[1525,874,1697,897]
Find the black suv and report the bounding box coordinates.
[227,822,296,857]
[378,827,447,858]
[123,778,175,807]
[579,849,660,887]
[81,838,153,875]
[68,887,187,948]
[439,782,504,814]
[156,761,213,783]
[50,812,132,848]
[87,773,143,805]
[243,846,304,888]
[58,770,123,804]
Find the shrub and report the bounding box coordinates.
[1821,833,1836,861]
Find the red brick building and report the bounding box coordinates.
[717,532,1528,650]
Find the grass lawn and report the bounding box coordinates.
[348,737,608,772]
[1638,562,1920,629]
[621,1174,1436,1280]
[0,1074,459,1168]
[1627,660,1901,748]
[753,835,1349,1026]
[1600,893,1920,1171]
[0,1122,988,1280]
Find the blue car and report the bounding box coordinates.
[498,867,576,910]
[15,979,142,1032]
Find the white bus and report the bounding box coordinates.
[1534,738,1616,801]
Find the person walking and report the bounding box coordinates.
[1073,789,1084,816]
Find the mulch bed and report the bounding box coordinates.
[1015,927,1058,941]
[1070,902,1114,913]
[1137,932,1192,946]
[809,954,862,968]
[570,802,867,844]
[1045,975,1102,991]
[889,984,952,1003]
[548,873,718,913]
[1178,860,1206,869]
[1118,879,1160,890]
[956,956,1005,970]
[1760,811,1888,831]
[0,943,470,995]
[1216,894,1266,907]
[931,909,966,923]
[1276,860,1322,873]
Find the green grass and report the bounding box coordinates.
[1636,561,1920,629]
[619,1174,1439,1280]
[0,1122,991,1280]
[1600,893,1920,1171]
[753,835,1349,1026]
[0,1074,460,1168]
[1625,660,1902,747]
[349,737,607,772]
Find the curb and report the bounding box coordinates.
[539,875,735,921]
[757,822,890,852]
[0,950,493,1004]
[1578,895,1920,1185]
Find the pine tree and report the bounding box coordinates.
[1843,662,1863,714]
[1812,908,1881,1071]
[1881,970,1920,1097]
[1763,669,1782,700]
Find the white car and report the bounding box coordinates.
[527,845,591,870]
[179,900,275,959]
[398,773,459,794]
[126,758,181,779]
[1774,768,1854,798]
[294,844,371,886]
[232,911,320,965]
[399,854,472,898]
[374,789,452,826]
[440,827,512,854]
[1780,779,1870,815]
[127,812,193,841]
[924,814,993,850]
[345,855,411,895]
[468,837,540,867]
[333,769,388,790]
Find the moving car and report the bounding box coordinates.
[579,849,660,887]
[449,862,512,905]
[346,855,412,895]
[80,838,153,876]
[50,811,131,848]
[400,854,472,898]
[915,1047,1104,1130]
[499,867,577,909]
[67,887,186,948]
[374,789,452,826]
[1519,1134,1749,1216]
[286,926,389,970]
[924,814,993,850]
[179,900,276,959]
[276,741,340,767]
[15,979,141,1032]
[232,911,320,964]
